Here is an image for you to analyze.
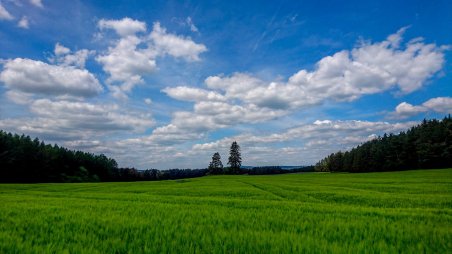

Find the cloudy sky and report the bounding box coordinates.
[0,0,451,169]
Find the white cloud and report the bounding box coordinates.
[0,58,103,97]
[49,43,95,68]
[94,27,446,167]
[289,27,444,99]
[54,43,70,55]
[186,17,199,33]
[81,137,181,169]
[150,22,207,61]
[174,28,445,112]
[5,90,33,104]
[96,18,207,99]
[163,86,226,102]
[150,124,206,145]
[178,101,285,129]
[146,100,286,145]
[156,28,446,142]
[394,102,427,118]
[144,98,152,105]
[30,99,154,132]
[171,16,199,33]
[0,99,154,141]
[190,119,417,166]
[205,73,264,98]
[392,97,452,118]
[0,24,447,169]
[17,16,28,29]
[422,97,452,113]
[29,0,43,8]
[0,3,14,20]
[98,17,146,37]
[96,34,157,99]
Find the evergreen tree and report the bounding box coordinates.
[0,130,119,182]
[227,141,242,174]
[314,116,452,172]
[208,152,223,174]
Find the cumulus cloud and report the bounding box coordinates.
[0,3,14,20]
[29,0,43,8]
[96,18,206,99]
[54,43,70,55]
[96,34,157,99]
[190,119,417,166]
[205,28,445,110]
[148,101,286,145]
[18,16,29,29]
[4,117,415,168]
[5,90,33,105]
[169,28,445,110]
[30,99,154,132]
[0,99,154,141]
[0,24,447,169]
[0,58,103,98]
[98,17,146,37]
[163,86,226,102]
[150,124,206,145]
[193,120,409,150]
[150,22,207,61]
[422,97,452,113]
[155,28,446,144]
[393,102,428,118]
[144,98,152,105]
[79,137,181,169]
[391,97,452,118]
[49,43,95,68]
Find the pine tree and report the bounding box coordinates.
[208,152,223,174]
[227,141,241,174]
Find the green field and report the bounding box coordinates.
[0,169,451,253]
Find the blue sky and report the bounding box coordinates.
[0,0,451,169]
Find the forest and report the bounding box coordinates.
[315,116,452,172]
[1,116,450,182]
[0,132,309,183]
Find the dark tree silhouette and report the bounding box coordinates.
[227,141,242,174]
[208,152,223,174]
[0,131,118,182]
[315,116,452,172]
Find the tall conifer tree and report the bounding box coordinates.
[228,141,241,174]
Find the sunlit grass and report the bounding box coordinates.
[0,169,451,253]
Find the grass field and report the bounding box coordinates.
[0,169,451,253]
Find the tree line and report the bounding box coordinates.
[0,131,119,182]
[315,116,452,172]
[207,141,313,175]
[0,132,310,183]
[0,130,214,183]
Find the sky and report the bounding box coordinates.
[0,0,451,169]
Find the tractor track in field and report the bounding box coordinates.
[237,180,287,200]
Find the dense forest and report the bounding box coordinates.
[2,116,449,182]
[0,130,218,182]
[0,131,119,182]
[0,131,310,183]
[315,116,452,172]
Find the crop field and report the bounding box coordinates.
[0,169,451,253]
